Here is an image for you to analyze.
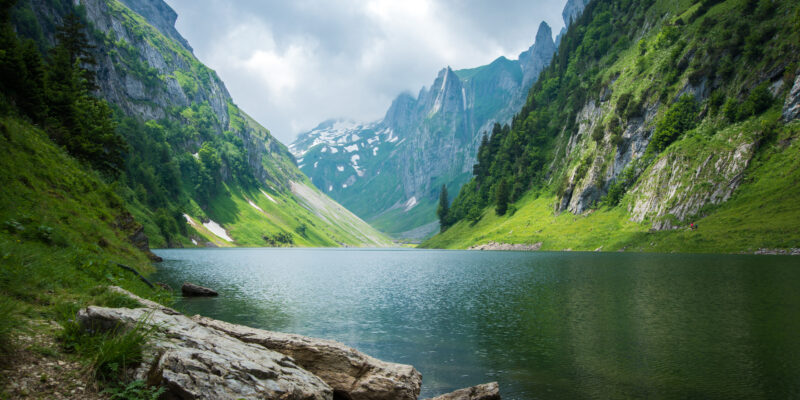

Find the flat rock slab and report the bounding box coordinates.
[181,282,218,297]
[194,316,422,400]
[425,382,501,400]
[468,242,542,251]
[77,305,332,400]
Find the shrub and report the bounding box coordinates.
[722,98,740,122]
[591,123,605,142]
[739,83,773,119]
[647,95,699,154]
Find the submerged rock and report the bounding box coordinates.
[194,316,422,400]
[181,282,218,297]
[425,382,501,400]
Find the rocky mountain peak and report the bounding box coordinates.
[519,22,556,87]
[535,21,553,47]
[118,0,192,52]
[562,0,590,28]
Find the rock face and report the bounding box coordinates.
[291,22,557,239]
[194,317,422,400]
[783,73,800,122]
[22,0,303,190]
[181,282,218,297]
[83,287,422,400]
[562,0,590,27]
[77,306,333,400]
[425,382,500,400]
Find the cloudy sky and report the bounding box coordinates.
[164,0,567,144]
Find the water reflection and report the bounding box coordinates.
[153,249,800,399]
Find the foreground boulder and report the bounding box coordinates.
[425,382,501,400]
[194,316,422,400]
[84,287,421,400]
[181,282,218,297]
[78,305,333,400]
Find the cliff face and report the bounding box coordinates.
[79,0,297,187]
[562,0,590,27]
[13,0,389,247]
[423,0,800,253]
[292,20,562,238]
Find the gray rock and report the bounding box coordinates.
[563,0,590,28]
[77,306,333,400]
[425,382,501,400]
[193,316,422,400]
[181,282,218,297]
[468,242,542,251]
[783,74,800,122]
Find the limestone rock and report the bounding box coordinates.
[425,382,501,400]
[193,316,422,400]
[77,305,333,400]
[783,73,800,122]
[468,242,542,251]
[181,282,218,297]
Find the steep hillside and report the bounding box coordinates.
[425,0,800,253]
[10,0,389,247]
[291,20,564,240]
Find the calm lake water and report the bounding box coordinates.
[152,248,800,399]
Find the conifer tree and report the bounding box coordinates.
[495,179,510,216]
[437,184,449,232]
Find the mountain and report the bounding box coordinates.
[292,20,563,239]
[5,0,390,248]
[424,0,800,254]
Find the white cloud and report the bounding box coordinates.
[165,0,567,144]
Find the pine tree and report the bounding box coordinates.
[437,184,449,232]
[44,12,126,176]
[495,179,510,216]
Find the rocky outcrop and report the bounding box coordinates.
[194,317,422,400]
[82,287,422,400]
[117,0,193,52]
[562,0,590,27]
[181,282,218,297]
[783,73,800,122]
[519,22,556,87]
[753,248,800,255]
[77,306,333,400]
[425,382,500,400]
[468,242,542,251]
[628,133,756,229]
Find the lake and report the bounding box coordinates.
[152,248,800,399]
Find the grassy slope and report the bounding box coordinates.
[424,118,800,252]
[100,0,390,248]
[0,114,169,335]
[194,181,391,247]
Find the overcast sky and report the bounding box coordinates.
[164,0,567,144]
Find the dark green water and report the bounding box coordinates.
[152,248,800,399]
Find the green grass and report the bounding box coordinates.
[0,115,171,393]
[423,120,800,253]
